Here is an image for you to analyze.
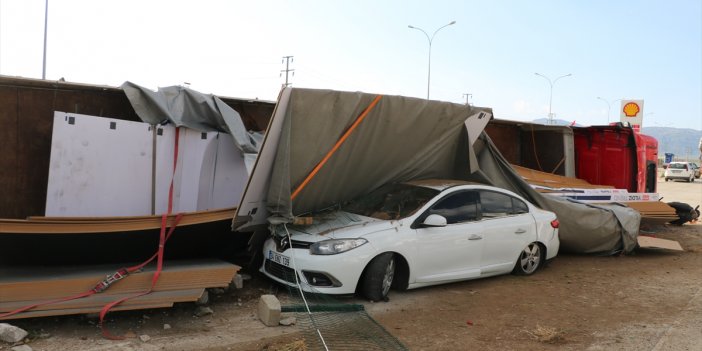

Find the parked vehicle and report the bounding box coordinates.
[261,180,560,301]
[690,162,701,179]
[664,162,696,182]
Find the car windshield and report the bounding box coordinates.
[669,163,687,169]
[343,183,439,220]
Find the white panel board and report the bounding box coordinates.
[45,112,153,216]
[209,133,248,210]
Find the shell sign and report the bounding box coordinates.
[619,99,644,126]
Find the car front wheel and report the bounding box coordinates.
[360,253,395,301]
[512,242,543,275]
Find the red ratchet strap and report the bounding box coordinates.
[0,127,184,338]
[99,126,183,339]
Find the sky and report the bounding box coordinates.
[1,0,700,130]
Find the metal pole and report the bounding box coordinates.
[408,21,456,99]
[597,97,611,124]
[535,73,571,124]
[42,0,48,79]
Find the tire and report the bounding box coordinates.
[665,178,669,182]
[361,253,395,301]
[512,242,543,275]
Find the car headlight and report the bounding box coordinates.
[310,238,368,255]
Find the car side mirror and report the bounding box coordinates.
[422,214,447,227]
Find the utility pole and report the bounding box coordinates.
[281,56,295,87]
[463,93,472,106]
[42,0,49,79]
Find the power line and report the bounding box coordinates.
[281,56,294,87]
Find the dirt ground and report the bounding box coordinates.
[3,177,701,351]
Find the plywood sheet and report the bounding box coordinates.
[0,259,238,302]
[637,236,684,251]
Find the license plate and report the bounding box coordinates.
[268,250,290,267]
[672,170,681,173]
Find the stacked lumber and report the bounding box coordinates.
[511,165,613,189]
[0,259,239,320]
[0,207,236,234]
[513,165,678,224]
[624,201,679,224]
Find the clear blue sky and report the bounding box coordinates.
[1,0,700,130]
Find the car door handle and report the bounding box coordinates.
[468,234,483,240]
[514,229,527,234]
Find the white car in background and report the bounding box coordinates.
[664,162,696,182]
[261,180,560,301]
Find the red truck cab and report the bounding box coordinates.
[573,123,658,193]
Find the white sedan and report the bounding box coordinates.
[261,180,560,301]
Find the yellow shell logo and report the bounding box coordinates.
[623,102,640,117]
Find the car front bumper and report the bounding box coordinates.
[259,238,375,295]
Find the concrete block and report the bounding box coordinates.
[0,323,28,343]
[258,294,281,327]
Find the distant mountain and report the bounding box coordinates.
[641,127,702,161]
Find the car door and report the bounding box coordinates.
[414,190,484,283]
[478,190,537,275]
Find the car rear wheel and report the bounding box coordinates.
[512,242,542,275]
[360,253,395,301]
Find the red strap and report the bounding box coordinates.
[0,128,185,327]
[99,126,183,339]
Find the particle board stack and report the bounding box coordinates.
[0,259,239,320]
[0,207,236,234]
[512,165,679,224]
[623,201,679,225]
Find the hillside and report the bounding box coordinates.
[642,127,702,161]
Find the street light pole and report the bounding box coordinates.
[534,72,571,125]
[408,21,456,99]
[42,0,49,79]
[596,97,622,124]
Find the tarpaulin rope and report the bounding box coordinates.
[0,127,185,338]
[291,95,383,201]
[99,126,183,339]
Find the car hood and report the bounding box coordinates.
[280,211,399,243]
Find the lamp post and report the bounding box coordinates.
[534,73,572,125]
[596,97,622,124]
[408,21,456,99]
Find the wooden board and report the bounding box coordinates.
[0,288,204,313]
[0,207,236,234]
[0,259,238,303]
[512,164,612,189]
[638,236,684,251]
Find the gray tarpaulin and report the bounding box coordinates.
[265,88,489,219]
[238,87,640,254]
[121,82,259,154]
[468,133,640,254]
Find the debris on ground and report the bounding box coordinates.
[279,317,296,326]
[194,306,214,318]
[524,325,565,344]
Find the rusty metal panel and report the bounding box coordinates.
[0,86,19,218]
[485,122,521,164]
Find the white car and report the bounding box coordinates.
[664,162,696,182]
[261,180,560,301]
